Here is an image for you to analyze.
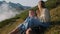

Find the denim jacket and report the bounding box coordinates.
[18,17,34,33]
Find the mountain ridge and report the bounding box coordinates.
[0,1,31,10]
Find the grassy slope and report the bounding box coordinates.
[0,18,23,34]
[50,6,60,21]
[0,9,28,34]
[44,6,60,34]
[45,25,60,34]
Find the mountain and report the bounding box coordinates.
[0,1,31,10]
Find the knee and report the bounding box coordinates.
[26,28,32,34]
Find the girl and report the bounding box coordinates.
[38,1,50,22]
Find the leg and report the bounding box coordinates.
[26,28,32,34]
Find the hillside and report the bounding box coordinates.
[0,0,60,34]
[0,10,28,34]
[44,6,60,34]
[0,6,60,34]
[50,6,60,21]
[0,18,23,34]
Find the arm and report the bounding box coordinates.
[45,9,50,22]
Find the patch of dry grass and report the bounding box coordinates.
[45,25,60,34]
[0,18,23,34]
[50,6,60,21]
[45,6,60,34]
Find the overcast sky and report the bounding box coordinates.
[0,0,47,7]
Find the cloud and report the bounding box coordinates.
[4,0,40,7]
[0,2,18,21]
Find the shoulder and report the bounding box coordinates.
[44,8,48,11]
[43,8,49,13]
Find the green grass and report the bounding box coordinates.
[44,6,60,34]
[0,18,23,34]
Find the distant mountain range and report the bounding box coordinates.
[0,1,31,10]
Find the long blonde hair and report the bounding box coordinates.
[37,1,45,17]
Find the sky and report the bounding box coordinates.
[0,0,47,7]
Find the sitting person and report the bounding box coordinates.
[10,9,35,34]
